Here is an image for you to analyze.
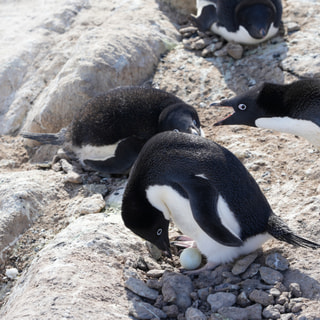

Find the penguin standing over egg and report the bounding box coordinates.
[122,131,320,272]
[194,0,282,44]
[22,86,204,175]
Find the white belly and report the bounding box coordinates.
[211,23,278,45]
[146,184,271,264]
[73,141,121,164]
[255,117,320,147]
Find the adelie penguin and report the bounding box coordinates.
[194,0,282,45]
[22,86,204,175]
[121,131,320,272]
[213,79,320,148]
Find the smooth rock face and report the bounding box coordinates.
[0,213,147,320]
[0,0,179,136]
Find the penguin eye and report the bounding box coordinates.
[174,129,180,133]
[192,119,197,126]
[156,228,163,236]
[238,103,247,111]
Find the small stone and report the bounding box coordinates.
[145,242,162,260]
[64,171,82,183]
[5,268,19,280]
[201,41,223,56]
[289,302,303,313]
[280,313,294,320]
[214,45,228,57]
[232,252,258,275]
[144,256,162,270]
[287,21,300,33]
[241,263,261,279]
[146,279,162,291]
[259,266,284,285]
[125,277,159,300]
[163,304,179,318]
[146,269,165,278]
[249,289,274,306]
[129,300,167,320]
[276,292,289,305]
[237,291,251,307]
[179,26,198,34]
[207,292,236,312]
[162,272,193,310]
[198,287,210,301]
[270,288,282,297]
[78,194,105,215]
[289,283,302,298]
[274,303,286,313]
[265,253,289,271]
[240,279,272,295]
[218,306,248,320]
[262,305,281,319]
[185,307,206,320]
[192,38,212,50]
[226,42,244,59]
[245,304,262,320]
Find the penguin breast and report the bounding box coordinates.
[145,184,269,264]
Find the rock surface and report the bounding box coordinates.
[1,0,320,319]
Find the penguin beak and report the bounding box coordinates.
[190,126,201,136]
[210,102,235,126]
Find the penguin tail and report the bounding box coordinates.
[267,214,320,250]
[21,127,67,146]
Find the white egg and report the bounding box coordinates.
[179,247,202,270]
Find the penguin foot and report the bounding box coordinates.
[173,235,196,248]
[183,261,218,275]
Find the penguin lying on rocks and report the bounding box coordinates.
[22,86,204,175]
[213,79,320,148]
[121,131,320,272]
[194,0,282,45]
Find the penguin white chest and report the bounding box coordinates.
[73,140,122,164]
[211,23,278,45]
[145,184,269,264]
[255,117,320,147]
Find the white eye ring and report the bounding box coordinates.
[174,129,180,133]
[156,228,162,236]
[238,103,247,111]
[193,119,197,126]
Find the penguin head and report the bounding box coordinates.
[121,196,171,257]
[213,82,286,127]
[213,85,266,127]
[235,0,276,40]
[158,103,203,136]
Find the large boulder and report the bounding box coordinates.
[0,0,179,135]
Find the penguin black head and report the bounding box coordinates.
[213,82,286,127]
[122,195,171,257]
[235,0,277,40]
[158,103,203,136]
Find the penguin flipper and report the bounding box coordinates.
[192,5,217,32]
[179,175,243,247]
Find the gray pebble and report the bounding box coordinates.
[232,252,258,275]
[259,266,284,285]
[218,306,248,320]
[241,263,261,279]
[287,21,300,33]
[125,277,159,300]
[146,279,162,291]
[265,253,289,271]
[245,303,262,320]
[270,288,282,297]
[197,287,210,301]
[237,291,251,307]
[162,272,193,310]
[262,305,281,319]
[163,304,179,318]
[226,42,244,60]
[249,289,274,306]
[146,269,165,278]
[207,292,236,312]
[129,300,167,320]
[289,282,302,298]
[185,307,206,320]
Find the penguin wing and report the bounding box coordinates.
[178,175,243,247]
[194,4,217,32]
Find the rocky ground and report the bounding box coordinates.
[0,0,320,319]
